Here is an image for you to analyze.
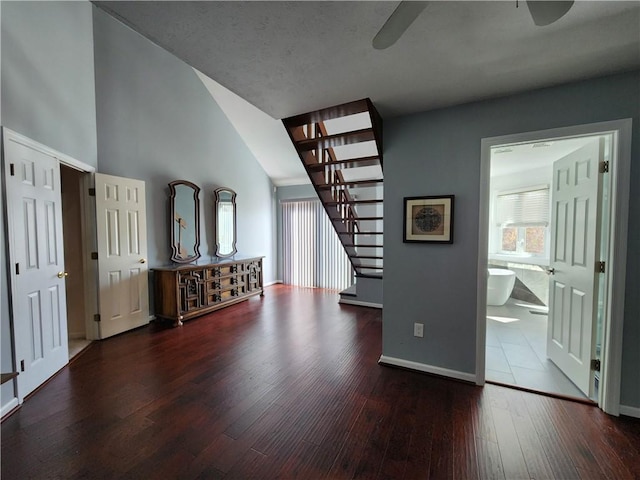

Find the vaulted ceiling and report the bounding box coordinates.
[92,1,639,184]
[94,1,640,120]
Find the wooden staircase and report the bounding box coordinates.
[283,99,383,279]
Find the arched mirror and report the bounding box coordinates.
[169,180,201,263]
[214,187,237,258]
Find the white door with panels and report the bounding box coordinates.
[95,173,149,339]
[4,137,69,400]
[547,138,603,396]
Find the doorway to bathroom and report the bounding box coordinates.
[477,120,632,415]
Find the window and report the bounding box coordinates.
[496,187,549,256]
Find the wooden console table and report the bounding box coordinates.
[153,256,264,326]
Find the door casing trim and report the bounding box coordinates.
[476,119,632,416]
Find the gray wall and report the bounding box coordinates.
[0,2,278,414]
[275,184,316,281]
[351,276,383,306]
[383,71,640,407]
[1,0,98,411]
[93,7,276,283]
[1,1,97,167]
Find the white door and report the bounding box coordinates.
[95,173,149,338]
[4,137,69,400]
[547,138,603,396]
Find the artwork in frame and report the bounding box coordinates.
[403,195,455,244]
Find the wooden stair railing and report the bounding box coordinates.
[283,99,383,279]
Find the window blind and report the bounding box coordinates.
[282,200,353,290]
[497,187,550,226]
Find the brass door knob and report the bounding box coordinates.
[57,271,68,279]
[139,258,147,264]
[546,268,555,275]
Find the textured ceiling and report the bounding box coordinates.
[94,1,640,120]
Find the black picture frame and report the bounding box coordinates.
[403,195,455,244]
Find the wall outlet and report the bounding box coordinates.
[414,323,424,338]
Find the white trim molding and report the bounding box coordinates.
[339,299,383,309]
[1,398,20,419]
[477,119,632,416]
[2,128,95,173]
[619,405,640,419]
[264,280,283,287]
[379,355,476,383]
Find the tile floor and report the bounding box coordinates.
[68,338,91,359]
[485,298,587,399]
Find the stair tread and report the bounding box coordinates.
[356,273,384,279]
[343,244,382,248]
[306,155,381,170]
[334,217,383,221]
[326,199,383,205]
[317,179,383,189]
[295,129,375,152]
[283,99,372,128]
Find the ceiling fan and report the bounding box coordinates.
[372,1,575,50]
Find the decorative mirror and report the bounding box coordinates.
[169,180,201,263]
[214,187,237,258]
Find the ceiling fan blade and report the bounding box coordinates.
[526,0,574,26]
[373,1,429,50]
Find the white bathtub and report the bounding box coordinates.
[487,268,516,306]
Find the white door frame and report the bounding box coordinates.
[475,119,632,416]
[2,128,98,354]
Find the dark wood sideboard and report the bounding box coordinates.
[153,256,264,326]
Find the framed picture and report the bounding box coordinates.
[403,195,455,243]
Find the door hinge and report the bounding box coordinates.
[597,261,606,273]
[20,360,25,372]
[88,187,96,197]
[93,314,101,322]
[15,263,19,275]
[9,163,15,176]
[600,161,609,173]
[591,359,601,372]
[91,252,98,260]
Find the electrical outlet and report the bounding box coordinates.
[414,323,424,338]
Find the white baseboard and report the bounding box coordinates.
[264,280,282,287]
[378,355,477,383]
[619,404,640,418]
[1,397,20,419]
[339,299,383,309]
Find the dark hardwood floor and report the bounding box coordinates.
[2,285,639,479]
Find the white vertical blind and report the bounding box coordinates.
[282,200,354,290]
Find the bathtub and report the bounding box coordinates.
[487,268,516,306]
